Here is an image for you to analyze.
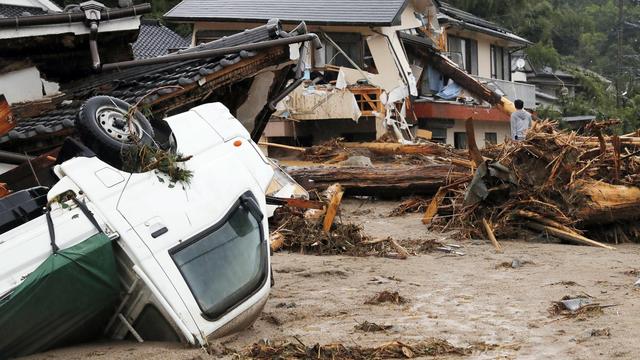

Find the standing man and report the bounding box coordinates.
[510,99,532,141]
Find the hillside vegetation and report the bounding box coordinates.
[449,0,640,128]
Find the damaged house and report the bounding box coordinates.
[165,0,535,149]
[0,1,319,186]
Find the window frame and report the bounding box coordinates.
[169,191,268,321]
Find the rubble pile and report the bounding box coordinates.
[284,140,472,195]
[270,208,410,258]
[431,120,640,246]
[238,339,472,359]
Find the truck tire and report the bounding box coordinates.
[76,96,155,169]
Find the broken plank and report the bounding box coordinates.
[465,118,483,167]
[422,189,445,225]
[258,141,307,152]
[287,164,467,195]
[525,222,615,250]
[482,218,503,252]
[322,185,344,233]
[341,142,447,156]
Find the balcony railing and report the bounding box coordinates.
[473,75,536,109]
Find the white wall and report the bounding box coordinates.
[0,67,59,104]
[446,119,511,148]
[477,37,492,78]
[1,0,61,11]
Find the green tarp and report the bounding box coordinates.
[0,233,120,359]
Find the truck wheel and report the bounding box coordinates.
[77,96,155,169]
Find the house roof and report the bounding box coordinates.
[563,115,596,122]
[2,22,292,147]
[438,2,531,46]
[164,0,409,26]
[132,20,190,59]
[0,4,47,18]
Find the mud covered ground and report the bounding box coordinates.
[23,199,640,359]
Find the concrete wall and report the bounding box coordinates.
[446,120,510,148]
[0,67,59,104]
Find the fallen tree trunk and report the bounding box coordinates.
[286,164,466,195]
[341,142,448,156]
[571,180,640,225]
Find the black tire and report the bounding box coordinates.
[76,96,155,169]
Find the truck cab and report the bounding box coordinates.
[0,101,275,357]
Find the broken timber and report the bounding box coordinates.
[286,164,468,195]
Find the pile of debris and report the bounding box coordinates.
[270,207,411,258]
[429,120,640,247]
[236,339,472,359]
[270,139,472,196]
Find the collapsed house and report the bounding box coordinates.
[165,0,534,149]
[0,1,319,192]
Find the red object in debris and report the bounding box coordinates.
[414,102,510,122]
[0,95,16,136]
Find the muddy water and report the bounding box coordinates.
[22,199,640,359]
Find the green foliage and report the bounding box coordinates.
[448,0,640,130]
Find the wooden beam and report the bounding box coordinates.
[322,184,344,233]
[526,222,615,250]
[482,218,503,252]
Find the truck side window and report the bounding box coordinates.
[170,193,267,320]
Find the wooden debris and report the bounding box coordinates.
[465,117,483,167]
[422,189,445,225]
[270,232,285,252]
[482,218,503,252]
[258,141,306,152]
[525,222,614,250]
[354,321,392,332]
[287,164,468,195]
[364,291,407,305]
[239,338,472,359]
[322,184,344,233]
[0,95,15,136]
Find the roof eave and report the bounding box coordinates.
[163,15,395,27]
[445,20,531,47]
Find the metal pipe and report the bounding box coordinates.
[0,150,35,164]
[0,3,151,29]
[89,22,101,70]
[269,77,304,110]
[101,33,320,72]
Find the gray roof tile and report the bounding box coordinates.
[132,20,190,59]
[164,0,408,25]
[3,22,282,145]
[0,4,47,18]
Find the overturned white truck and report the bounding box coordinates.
[0,97,279,358]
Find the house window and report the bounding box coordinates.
[447,36,478,75]
[324,33,365,69]
[454,132,468,149]
[485,132,497,145]
[490,45,511,81]
[429,128,447,143]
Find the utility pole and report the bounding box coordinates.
[617,0,624,108]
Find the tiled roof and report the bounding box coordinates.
[438,2,531,45]
[3,22,286,145]
[0,4,47,18]
[132,20,190,59]
[164,0,408,26]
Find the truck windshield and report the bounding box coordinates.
[171,199,266,320]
